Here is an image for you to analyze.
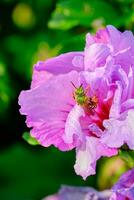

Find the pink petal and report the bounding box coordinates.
[34,52,84,75]
[106,25,121,52]
[85,33,95,48]
[19,71,79,151]
[102,110,134,149]
[109,81,122,118]
[63,104,85,145]
[121,99,134,112]
[85,28,109,49]
[84,43,110,71]
[95,28,109,43]
[118,30,134,52]
[88,123,103,137]
[74,137,117,180]
[31,69,53,89]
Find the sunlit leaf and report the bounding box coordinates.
[22,132,39,145]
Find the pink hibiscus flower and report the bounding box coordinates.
[19,25,134,179]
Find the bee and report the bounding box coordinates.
[71,82,98,110]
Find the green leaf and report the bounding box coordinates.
[119,149,134,168]
[22,132,39,145]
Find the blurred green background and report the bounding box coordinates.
[0,0,133,199]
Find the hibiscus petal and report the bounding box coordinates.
[85,28,109,49]
[95,28,109,43]
[102,110,134,149]
[85,33,95,48]
[88,123,103,137]
[34,52,84,75]
[109,81,122,118]
[114,30,134,55]
[74,137,117,180]
[121,99,134,112]
[127,67,134,99]
[63,104,85,145]
[84,43,110,71]
[106,26,134,71]
[80,68,110,100]
[31,69,53,89]
[106,25,121,52]
[19,71,79,151]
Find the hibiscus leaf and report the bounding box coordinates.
[22,132,39,145]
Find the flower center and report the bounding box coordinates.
[93,100,111,130]
[71,83,111,136]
